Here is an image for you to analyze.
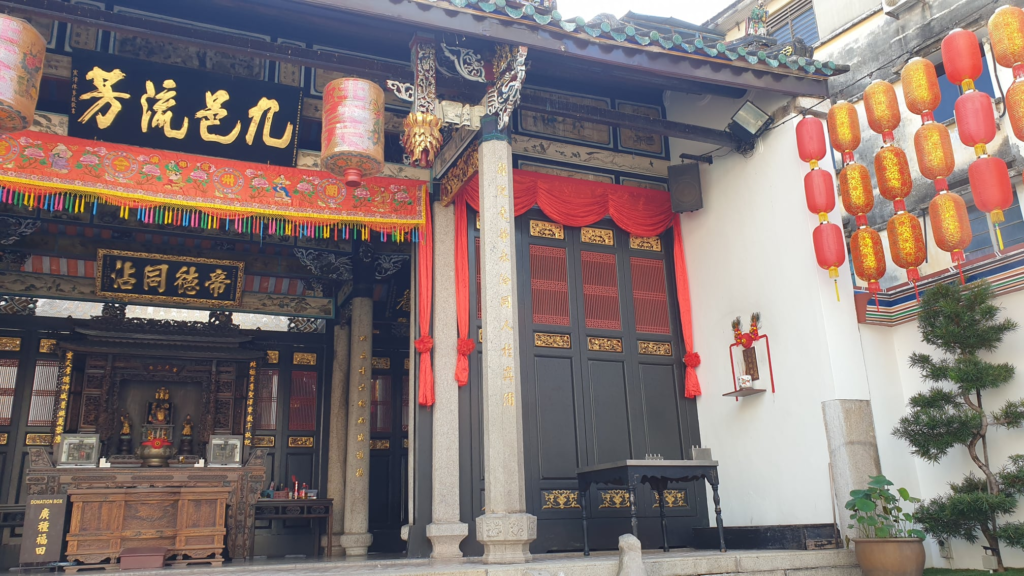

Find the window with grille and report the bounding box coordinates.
[0,359,17,426]
[288,371,317,431]
[581,251,621,330]
[768,0,819,45]
[631,258,672,335]
[964,191,1024,260]
[255,369,279,430]
[530,245,571,326]
[371,375,392,433]
[27,360,60,427]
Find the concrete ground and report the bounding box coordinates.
[113,548,860,576]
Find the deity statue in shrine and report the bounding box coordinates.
[147,387,173,425]
[745,0,769,37]
[120,412,131,435]
[180,414,194,456]
[182,415,193,437]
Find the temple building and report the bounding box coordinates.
[0,0,1018,573]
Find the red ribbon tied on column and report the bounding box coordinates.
[415,335,434,353]
[417,198,435,407]
[455,338,476,386]
[683,352,702,368]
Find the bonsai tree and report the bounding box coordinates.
[893,281,1024,572]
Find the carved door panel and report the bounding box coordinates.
[514,210,704,553]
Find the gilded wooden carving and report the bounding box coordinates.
[639,341,673,356]
[652,489,688,508]
[440,140,479,206]
[251,436,275,447]
[288,436,314,448]
[243,361,256,446]
[293,352,317,365]
[371,357,391,370]
[0,337,21,351]
[535,333,571,349]
[588,337,623,353]
[581,227,614,246]
[542,490,580,509]
[630,235,663,252]
[52,351,73,444]
[0,432,7,445]
[266,351,279,364]
[38,339,57,353]
[26,433,53,446]
[370,439,391,450]
[599,490,632,509]
[530,220,564,239]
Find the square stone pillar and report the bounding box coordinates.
[823,399,881,542]
[474,117,536,564]
[327,321,351,548]
[340,295,373,556]
[426,201,469,558]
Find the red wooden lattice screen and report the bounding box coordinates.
[288,371,317,431]
[0,359,16,426]
[581,251,622,330]
[27,360,60,427]
[631,257,672,335]
[255,369,279,430]
[530,245,571,326]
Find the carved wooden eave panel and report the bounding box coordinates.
[511,135,669,178]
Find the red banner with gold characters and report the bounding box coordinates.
[0,132,427,241]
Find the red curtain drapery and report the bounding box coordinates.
[452,169,702,398]
[416,200,435,406]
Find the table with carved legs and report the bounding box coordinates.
[576,460,726,556]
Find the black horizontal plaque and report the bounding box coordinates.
[96,249,244,307]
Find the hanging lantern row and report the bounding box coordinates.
[864,79,925,298]
[990,6,1024,141]
[796,115,845,301]
[0,15,46,134]
[901,57,972,282]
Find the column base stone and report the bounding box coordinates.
[476,513,537,564]
[427,521,468,559]
[340,532,373,557]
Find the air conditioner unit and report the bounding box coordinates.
[882,0,920,18]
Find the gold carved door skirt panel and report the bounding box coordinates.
[65,487,230,570]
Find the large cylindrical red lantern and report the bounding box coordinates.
[839,163,874,225]
[864,80,901,141]
[970,156,1014,249]
[813,222,846,280]
[929,193,972,265]
[797,116,827,164]
[851,227,887,304]
[942,29,983,90]
[887,211,927,288]
[989,6,1024,70]
[955,90,997,151]
[805,169,835,221]
[828,101,861,161]
[914,122,955,183]
[902,58,942,116]
[875,146,912,202]
[0,16,46,134]
[321,78,386,188]
[1007,82,1024,141]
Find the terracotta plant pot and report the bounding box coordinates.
[852,538,925,576]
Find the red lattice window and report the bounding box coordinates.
[255,369,279,430]
[581,251,621,331]
[631,257,672,335]
[288,371,317,431]
[0,359,17,426]
[371,375,392,433]
[475,237,482,320]
[530,245,570,326]
[27,360,60,427]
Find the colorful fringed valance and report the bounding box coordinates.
[0,132,427,241]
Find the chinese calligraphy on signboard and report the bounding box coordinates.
[19,496,67,564]
[96,250,244,307]
[70,52,302,166]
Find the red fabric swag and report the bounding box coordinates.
[674,219,701,398]
[416,201,435,406]
[454,199,473,386]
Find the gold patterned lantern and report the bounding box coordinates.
[1006,81,1024,141]
[864,80,901,142]
[0,16,46,134]
[875,146,912,203]
[929,192,972,265]
[887,211,927,290]
[851,227,887,305]
[321,78,385,188]
[839,163,874,226]
[914,122,955,183]
[989,6,1024,70]
[901,58,942,117]
[827,101,861,162]
[402,112,442,169]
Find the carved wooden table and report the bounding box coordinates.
[576,459,726,556]
[64,487,230,571]
[252,498,334,559]
[24,447,267,563]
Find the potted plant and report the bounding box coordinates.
[846,474,926,576]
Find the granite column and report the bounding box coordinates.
[475,116,536,564]
[340,294,373,556]
[326,319,351,549]
[426,201,468,558]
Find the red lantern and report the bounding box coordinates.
[321,78,386,188]
[864,80,901,140]
[989,6,1024,71]
[902,58,942,117]
[1007,81,1024,141]
[875,146,913,202]
[914,122,955,183]
[796,116,827,164]
[969,156,1014,249]
[929,192,972,266]
[828,101,861,157]
[813,222,847,300]
[941,29,983,90]
[839,163,874,224]
[804,168,835,221]
[887,211,926,294]
[0,15,46,134]
[954,90,997,152]
[851,227,887,305]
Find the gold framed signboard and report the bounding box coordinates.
[96,250,244,308]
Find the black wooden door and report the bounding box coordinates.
[514,210,704,553]
[367,349,409,553]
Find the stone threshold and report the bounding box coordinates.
[116,548,859,576]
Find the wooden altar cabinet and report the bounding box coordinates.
[24,447,267,562]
